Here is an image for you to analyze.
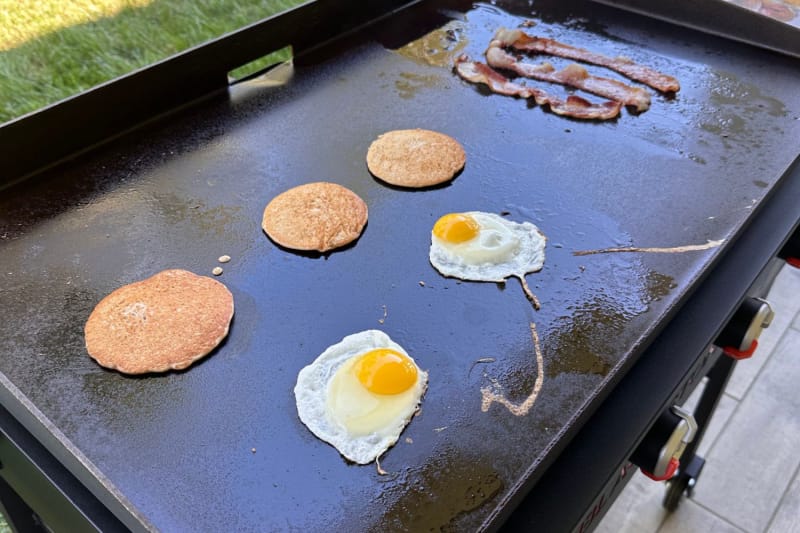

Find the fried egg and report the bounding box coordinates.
[294,330,427,464]
[429,211,546,282]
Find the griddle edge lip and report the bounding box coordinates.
[0,372,153,532]
[490,156,800,532]
[0,402,130,532]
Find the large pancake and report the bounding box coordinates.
[366,129,466,188]
[85,269,234,374]
[262,182,368,252]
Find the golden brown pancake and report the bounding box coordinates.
[366,129,466,188]
[262,182,368,252]
[84,269,234,374]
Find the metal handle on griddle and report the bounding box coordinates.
[632,405,697,481]
[590,0,800,59]
[716,297,774,358]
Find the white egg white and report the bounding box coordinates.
[294,330,427,465]
[429,211,546,282]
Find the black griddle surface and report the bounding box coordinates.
[1,1,799,531]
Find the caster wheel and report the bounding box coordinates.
[663,474,690,512]
[663,455,705,511]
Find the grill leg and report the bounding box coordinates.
[0,475,47,533]
[663,351,736,511]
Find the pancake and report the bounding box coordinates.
[84,269,234,374]
[366,129,466,188]
[262,182,368,252]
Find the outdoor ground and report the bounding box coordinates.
[0,0,303,123]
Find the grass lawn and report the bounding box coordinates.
[0,1,305,528]
[0,0,305,123]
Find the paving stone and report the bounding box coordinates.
[695,392,738,459]
[682,379,739,458]
[596,471,668,533]
[597,266,800,533]
[658,499,746,533]
[597,391,738,533]
[691,329,800,532]
[726,265,800,400]
[767,466,800,533]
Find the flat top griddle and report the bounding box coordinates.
[1,1,799,531]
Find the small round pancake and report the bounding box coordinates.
[366,129,466,188]
[85,269,234,374]
[262,182,368,252]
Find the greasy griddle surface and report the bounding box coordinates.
[2,0,799,530]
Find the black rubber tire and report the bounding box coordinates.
[663,475,689,512]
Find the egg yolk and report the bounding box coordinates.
[433,213,480,243]
[354,349,418,395]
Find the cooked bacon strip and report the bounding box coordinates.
[493,28,680,93]
[486,46,651,112]
[454,55,621,120]
[454,55,533,98]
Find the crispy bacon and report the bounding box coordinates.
[486,45,651,112]
[454,55,622,120]
[493,28,680,93]
[455,56,533,98]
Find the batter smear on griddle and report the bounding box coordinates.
[573,239,724,256]
[480,322,545,417]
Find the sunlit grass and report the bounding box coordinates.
[0,0,305,123]
[0,0,153,51]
